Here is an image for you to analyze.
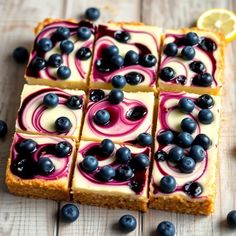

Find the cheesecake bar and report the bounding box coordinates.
[5,133,76,201]
[89,22,162,92]
[81,89,155,144]
[71,140,151,212]
[25,18,95,90]
[149,91,221,215]
[158,28,225,95]
[16,84,85,139]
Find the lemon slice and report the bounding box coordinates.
[197,8,236,42]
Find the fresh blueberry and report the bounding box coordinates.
[137,133,152,147]
[178,97,195,113]
[124,50,139,65]
[43,93,59,108]
[159,67,176,81]
[77,27,91,41]
[11,158,35,179]
[189,61,206,73]
[93,109,110,125]
[154,150,168,161]
[95,58,111,72]
[176,75,187,85]
[66,96,83,109]
[126,106,147,121]
[108,89,124,104]
[157,130,174,145]
[31,57,46,71]
[164,43,178,57]
[180,117,197,134]
[199,37,217,52]
[183,182,203,197]
[185,32,199,45]
[168,146,184,163]
[227,210,236,228]
[159,176,176,193]
[196,94,214,109]
[60,40,74,54]
[76,47,92,60]
[48,54,63,68]
[60,204,79,223]
[156,221,175,236]
[54,27,70,41]
[189,145,206,162]
[13,47,29,63]
[55,117,72,133]
[132,153,150,170]
[116,165,133,181]
[54,141,72,157]
[57,66,71,80]
[125,72,144,85]
[38,157,55,176]
[0,120,8,137]
[116,147,131,164]
[192,72,213,87]
[85,7,100,21]
[89,89,105,102]
[81,155,98,172]
[198,109,214,124]
[193,134,212,150]
[181,46,195,60]
[119,214,137,233]
[103,45,119,57]
[37,38,53,52]
[99,165,115,181]
[111,75,126,88]
[114,30,131,43]
[141,54,157,67]
[18,139,37,153]
[179,157,196,173]
[111,55,124,68]
[99,139,115,156]
[178,132,193,148]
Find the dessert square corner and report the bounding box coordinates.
[15,84,85,139]
[25,18,95,90]
[71,140,151,212]
[158,28,225,95]
[89,22,163,92]
[149,91,221,215]
[5,133,77,201]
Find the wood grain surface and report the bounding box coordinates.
[0,0,235,235]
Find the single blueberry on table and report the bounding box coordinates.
[55,141,72,157]
[111,75,126,89]
[99,139,115,157]
[55,117,72,133]
[85,7,100,21]
[164,43,178,57]
[13,47,29,63]
[156,221,176,236]
[99,165,115,181]
[159,175,176,193]
[116,147,131,164]
[0,120,8,137]
[93,109,110,125]
[119,214,137,233]
[60,204,79,223]
[227,210,236,228]
[43,93,59,108]
[37,157,55,176]
[81,155,98,173]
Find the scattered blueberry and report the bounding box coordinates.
[55,117,72,133]
[180,117,197,134]
[55,141,72,157]
[66,96,83,109]
[85,7,100,21]
[168,146,184,163]
[54,27,70,41]
[189,145,206,162]
[141,54,157,67]
[116,147,131,164]
[181,46,195,60]
[178,132,193,148]
[89,89,105,102]
[157,130,174,145]
[126,106,147,121]
[111,55,124,68]
[76,47,92,60]
[154,150,168,161]
[57,66,71,80]
[103,45,119,57]
[183,182,203,197]
[199,37,217,52]
[137,133,152,147]
[114,30,131,43]
[60,204,79,223]
[159,67,176,81]
[193,134,212,150]
[95,58,111,72]
[176,75,187,85]
[116,165,133,181]
[179,157,195,173]
[93,109,110,125]
[164,43,178,57]
[48,54,63,68]
[13,47,29,63]
[31,57,46,71]
[108,89,124,104]
[38,157,55,176]
[43,93,59,108]
[192,72,213,87]
[189,61,206,73]
[77,27,92,41]
[37,38,53,52]
[99,139,115,157]
[156,221,176,236]
[119,214,137,233]
[81,155,98,172]
[185,32,199,45]
[198,109,214,124]
[227,210,236,228]
[124,50,139,65]
[60,40,74,54]
[159,175,176,193]
[99,165,115,181]
[132,153,150,170]
[178,97,195,113]
[196,94,214,109]
[125,72,144,85]
[0,120,8,137]
[11,158,35,179]
[18,139,37,154]
[111,75,126,88]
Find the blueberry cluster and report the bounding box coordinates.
[160,31,217,86]
[11,139,72,178]
[31,25,92,79]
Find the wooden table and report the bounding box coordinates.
[0,0,235,235]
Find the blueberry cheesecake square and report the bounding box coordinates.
[16,84,85,139]
[149,91,221,215]
[5,133,76,201]
[158,28,225,95]
[25,18,95,90]
[89,22,162,92]
[71,139,151,212]
[81,89,155,144]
